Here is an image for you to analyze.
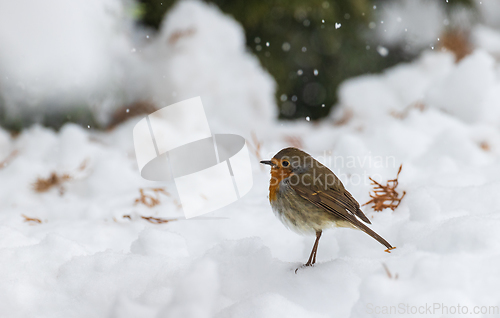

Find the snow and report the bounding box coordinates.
[473,25,500,59]
[0,0,136,123]
[2,1,500,317]
[375,0,446,51]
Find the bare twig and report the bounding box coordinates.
[247,131,263,162]
[141,216,176,224]
[382,263,398,280]
[0,149,19,169]
[283,135,303,149]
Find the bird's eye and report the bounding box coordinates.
[282,160,290,167]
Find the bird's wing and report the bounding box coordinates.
[289,174,393,249]
[343,190,371,224]
[289,177,364,225]
[289,173,370,224]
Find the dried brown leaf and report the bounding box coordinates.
[78,158,90,171]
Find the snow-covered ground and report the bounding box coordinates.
[2,1,500,318]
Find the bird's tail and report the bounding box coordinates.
[355,222,394,252]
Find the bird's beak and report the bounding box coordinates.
[260,160,276,167]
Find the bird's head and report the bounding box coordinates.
[260,147,314,185]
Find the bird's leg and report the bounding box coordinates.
[312,231,322,264]
[295,231,323,273]
[305,231,322,266]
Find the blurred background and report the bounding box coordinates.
[4,2,500,316]
[1,0,498,132]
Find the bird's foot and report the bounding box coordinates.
[294,262,314,274]
[384,247,396,253]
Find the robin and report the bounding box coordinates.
[260,147,394,270]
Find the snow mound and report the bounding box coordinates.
[2,2,500,318]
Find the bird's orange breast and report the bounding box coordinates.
[269,167,294,202]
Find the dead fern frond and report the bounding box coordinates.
[391,102,425,119]
[363,164,406,212]
[141,216,176,224]
[333,108,353,126]
[438,29,471,62]
[151,188,170,196]
[134,188,170,208]
[32,172,72,193]
[0,150,19,169]
[107,100,158,130]
[31,159,89,194]
[382,263,399,280]
[22,214,42,224]
[78,158,90,171]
